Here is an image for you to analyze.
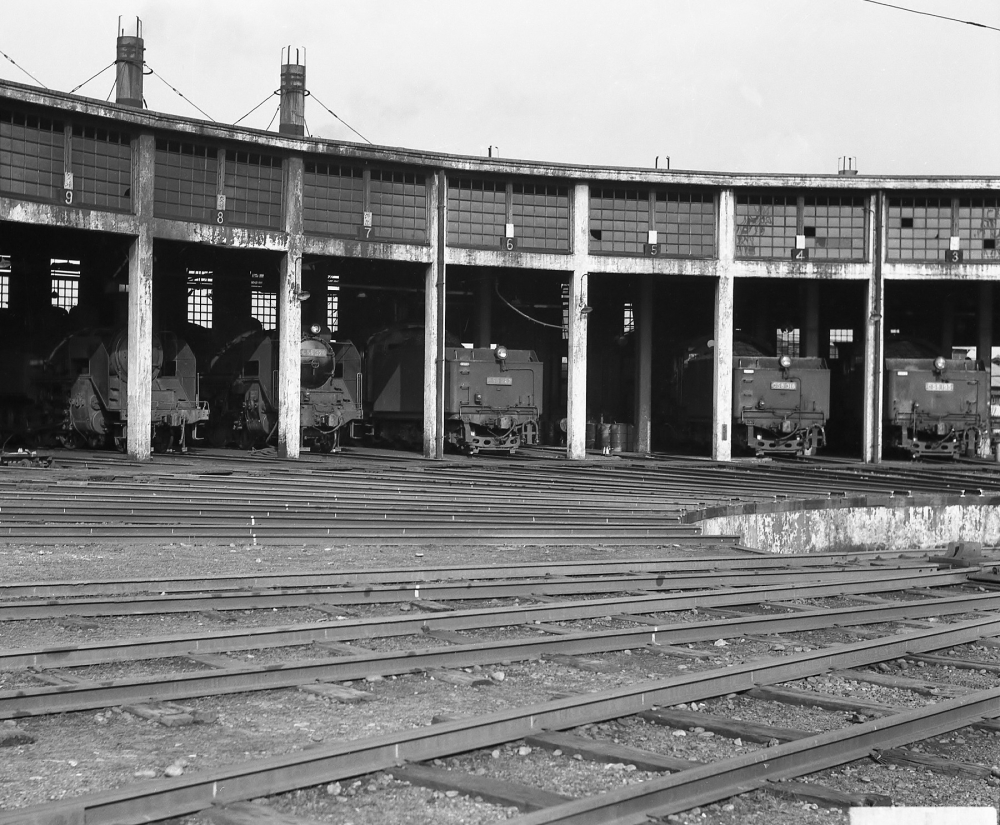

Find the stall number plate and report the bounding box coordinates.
[926,382,954,392]
[770,381,797,390]
[487,377,512,385]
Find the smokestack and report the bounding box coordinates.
[279,47,306,136]
[115,17,144,109]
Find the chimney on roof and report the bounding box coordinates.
[115,17,144,109]
[838,156,858,176]
[279,47,306,136]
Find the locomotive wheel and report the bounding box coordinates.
[152,430,174,454]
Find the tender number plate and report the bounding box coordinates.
[301,347,327,357]
[486,377,512,385]
[925,382,954,392]
[770,381,797,390]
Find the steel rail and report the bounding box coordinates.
[7,578,995,671]
[0,566,962,621]
[6,588,1000,718]
[0,565,938,620]
[3,615,999,825]
[507,687,1000,825]
[0,550,925,598]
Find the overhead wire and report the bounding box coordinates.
[0,46,47,88]
[144,64,215,121]
[860,0,1000,33]
[70,61,116,95]
[495,281,564,331]
[308,91,372,144]
[233,91,278,126]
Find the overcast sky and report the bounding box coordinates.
[2,1,998,176]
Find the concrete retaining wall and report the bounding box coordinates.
[687,494,1000,554]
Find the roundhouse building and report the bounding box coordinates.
[1,33,997,463]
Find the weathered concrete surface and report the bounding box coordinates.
[691,495,1000,554]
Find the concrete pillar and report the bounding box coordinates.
[566,183,590,460]
[634,274,654,453]
[126,133,155,460]
[803,281,820,357]
[863,192,885,464]
[277,157,304,459]
[713,189,736,461]
[978,282,994,368]
[115,21,144,109]
[423,171,444,459]
[474,271,493,348]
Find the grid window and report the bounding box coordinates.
[887,196,952,261]
[653,192,716,256]
[512,183,570,252]
[829,328,854,360]
[369,170,427,242]
[225,151,283,230]
[327,274,339,332]
[50,259,81,311]
[802,196,866,261]
[0,255,10,309]
[736,194,797,258]
[0,108,64,201]
[71,124,132,211]
[589,189,650,255]
[303,162,364,236]
[623,303,634,334]
[187,271,213,328]
[958,198,1000,261]
[250,273,276,330]
[776,328,800,357]
[447,178,506,248]
[154,139,217,222]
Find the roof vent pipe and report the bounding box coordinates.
[279,47,306,136]
[115,16,144,109]
[838,156,858,175]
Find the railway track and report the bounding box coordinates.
[3,551,1000,823]
[4,449,1000,822]
[2,448,1000,546]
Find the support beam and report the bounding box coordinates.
[712,189,736,462]
[474,271,493,349]
[863,192,885,464]
[277,157,304,459]
[634,274,654,453]
[423,171,445,459]
[126,133,155,461]
[567,183,590,460]
[803,281,820,357]
[977,282,993,369]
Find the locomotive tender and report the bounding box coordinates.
[0,328,208,452]
[203,324,362,453]
[681,338,831,457]
[365,324,543,454]
[884,347,991,459]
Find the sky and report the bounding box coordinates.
[1,0,999,177]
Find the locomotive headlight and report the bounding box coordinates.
[310,324,322,335]
[474,393,482,404]
[495,346,508,361]
[934,356,947,372]
[779,355,792,369]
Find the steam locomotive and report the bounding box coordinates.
[883,340,991,459]
[364,324,543,454]
[680,336,831,457]
[0,328,208,452]
[202,324,362,453]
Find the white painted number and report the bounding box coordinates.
[64,190,73,205]
[216,211,224,224]
[504,237,515,251]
